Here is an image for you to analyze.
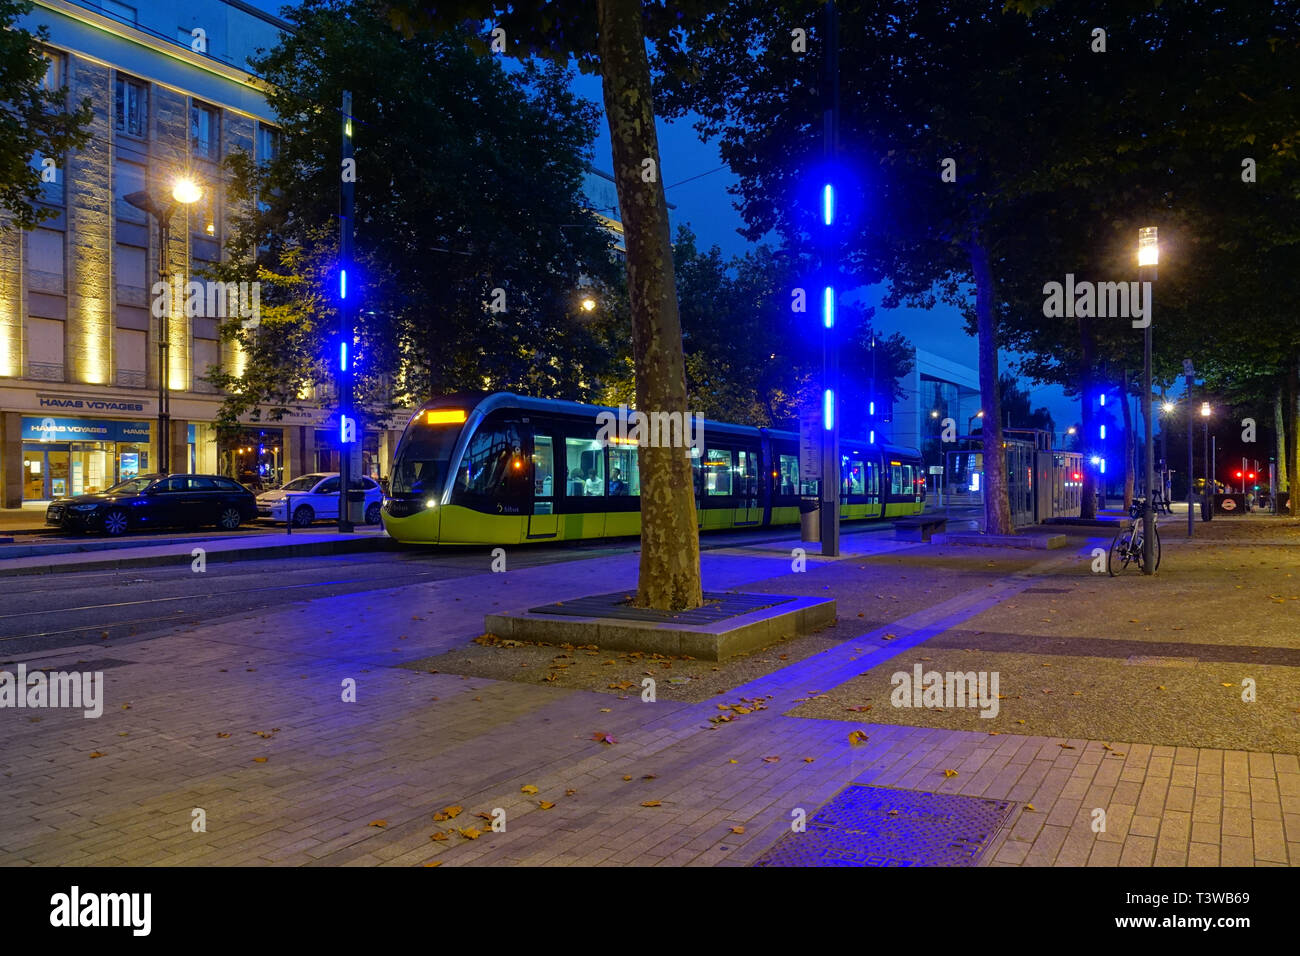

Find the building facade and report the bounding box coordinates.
[891,346,983,465]
[0,0,411,506]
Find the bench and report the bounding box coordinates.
[893,515,947,542]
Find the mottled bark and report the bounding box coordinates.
[965,232,1014,534]
[1275,386,1287,504]
[596,0,703,610]
[1289,357,1299,517]
[1078,318,1096,519]
[1121,368,1134,511]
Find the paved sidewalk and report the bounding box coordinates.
[0,521,1296,866]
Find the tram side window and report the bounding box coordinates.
[458,423,526,500]
[890,463,903,495]
[565,438,605,496]
[606,445,639,496]
[847,456,865,495]
[777,454,799,496]
[903,464,914,496]
[706,448,733,495]
[533,436,555,497]
[867,461,880,496]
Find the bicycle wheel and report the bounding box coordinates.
[1107,530,1133,576]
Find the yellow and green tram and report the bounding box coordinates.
[380,392,925,545]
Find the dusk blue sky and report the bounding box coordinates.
[569,72,1083,433]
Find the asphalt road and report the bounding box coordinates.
[0,511,975,662]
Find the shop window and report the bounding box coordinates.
[706,448,733,495]
[606,444,639,496]
[564,437,605,497]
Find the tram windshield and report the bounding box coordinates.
[390,420,463,496]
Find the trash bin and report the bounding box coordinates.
[346,489,365,524]
[800,497,820,543]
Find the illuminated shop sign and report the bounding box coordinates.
[21,418,152,442]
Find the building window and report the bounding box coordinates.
[28,227,65,293]
[256,123,281,165]
[26,317,65,381]
[192,338,220,392]
[113,159,147,222]
[192,188,217,238]
[41,52,64,92]
[115,75,148,138]
[114,328,147,388]
[191,102,219,160]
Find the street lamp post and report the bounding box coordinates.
[125,177,203,475]
[817,0,841,556]
[1137,227,1157,574]
[1201,402,1212,523]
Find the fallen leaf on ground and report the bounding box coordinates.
[592,732,617,745]
[943,769,958,778]
[521,785,539,795]
[252,757,267,763]
[459,827,482,840]
[848,730,869,746]
[763,756,781,763]
[538,801,555,810]
[430,832,448,841]
[640,801,662,808]
[729,826,745,834]
[368,820,387,828]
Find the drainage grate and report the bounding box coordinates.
[529,591,792,625]
[753,785,1016,867]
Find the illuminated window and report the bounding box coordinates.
[706,448,733,495]
[565,438,605,497]
[777,454,799,496]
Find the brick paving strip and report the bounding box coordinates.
[0,524,1296,866]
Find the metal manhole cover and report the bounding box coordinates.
[753,785,1015,867]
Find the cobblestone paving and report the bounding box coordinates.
[1,526,1296,866]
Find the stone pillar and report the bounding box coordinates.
[170,419,190,474]
[66,58,113,385]
[1,412,22,508]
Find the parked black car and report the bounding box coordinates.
[45,474,259,536]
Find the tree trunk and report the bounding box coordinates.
[1078,318,1096,519]
[1274,384,1287,508]
[1284,356,1294,515]
[965,231,1013,534]
[596,0,702,610]
[1121,368,1134,511]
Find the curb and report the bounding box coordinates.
[0,535,395,577]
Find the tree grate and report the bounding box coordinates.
[752,785,1016,867]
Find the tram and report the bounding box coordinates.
[380,392,924,545]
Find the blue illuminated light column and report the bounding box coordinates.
[818,0,841,556]
[337,91,356,532]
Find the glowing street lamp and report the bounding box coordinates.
[581,296,597,313]
[124,175,204,474]
[1137,225,1158,573]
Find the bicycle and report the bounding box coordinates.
[1107,497,1161,575]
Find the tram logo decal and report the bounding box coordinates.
[595,405,705,456]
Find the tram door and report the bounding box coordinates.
[528,429,558,538]
[735,448,762,525]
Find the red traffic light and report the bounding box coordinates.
[1071,472,1081,480]
[1248,472,1256,480]
[1235,470,1243,478]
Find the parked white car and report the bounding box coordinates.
[256,472,384,526]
